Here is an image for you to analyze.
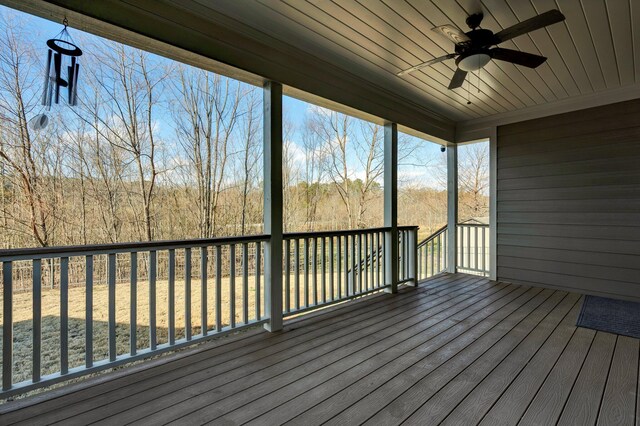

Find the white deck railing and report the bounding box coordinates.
[417,224,490,280]
[282,226,418,315]
[417,225,448,280]
[456,224,490,276]
[0,226,418,396]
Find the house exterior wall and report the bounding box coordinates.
[496,98,640,301]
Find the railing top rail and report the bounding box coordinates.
[283,225,419,240]
[417,225,448,248]
[0,224,423,261]
[283,226,385,240]
[282,227,389,240]
[0,234,270,261]
[456,223,489,228]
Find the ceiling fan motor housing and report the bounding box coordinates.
[454,28,496,71]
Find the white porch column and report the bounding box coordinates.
[263,81,283,332]
[384,122,399,293]
[447,143,458,274]
[489,128,498,281]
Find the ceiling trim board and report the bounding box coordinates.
[455,82,640,142]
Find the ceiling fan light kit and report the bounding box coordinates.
[397,9,566,91]
[458,53,491,72]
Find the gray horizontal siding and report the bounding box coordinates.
[497,98,640,301]
[498,128,640,159]
[498,100,640,137]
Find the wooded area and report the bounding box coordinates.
[0,12,487,250]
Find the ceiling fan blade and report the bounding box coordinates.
[491,48,547,68]
[448,68,467,89]
[494,9,565,43]
[432,25,471,45]
[397,53,457,76]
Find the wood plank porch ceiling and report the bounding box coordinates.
[203,0,640,122]
[2,273,638,425]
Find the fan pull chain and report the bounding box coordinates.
[467,76,471,105]
[478,67,481,93]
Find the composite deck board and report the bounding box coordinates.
[144,281,515,425]
[257,285,526,426]
[24,275,486,425]
[1,273,639,426]
[359,289,560,426]
[11,273,473,425]
[597,336,639,426]
[557,332,617,426]
[405,293,580,425]
[281,285,531,426]
[518,327,596,425]
[213,285,523,426]
[441,295,583,426]
[102,277,497,425]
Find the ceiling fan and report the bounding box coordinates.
[397,9,566,90]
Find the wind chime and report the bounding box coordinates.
[30,18,82,130]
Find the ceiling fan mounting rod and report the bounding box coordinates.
[466,13,483,30]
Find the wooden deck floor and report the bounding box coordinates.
[2,273,639,425]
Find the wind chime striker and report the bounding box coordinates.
[42,17,82,108]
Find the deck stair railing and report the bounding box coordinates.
[0,226,418,396]
[417,225,448,281]
[416,223,490,281]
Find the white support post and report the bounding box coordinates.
[263,81,283,332]
[384,122,398,293]
[447,143,458,274]
[489,128,498,281]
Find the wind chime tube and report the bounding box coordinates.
[54,52,62,104]
[72,63,79,106]
[67,56,75,105]
[42,49,52,107]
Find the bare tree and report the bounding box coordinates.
[0,8,463,250]
[300,115,326,230]
[89,43,166,241]
[0,15,54,247]
[311,109,386,229]
[172,66,244,238]
[352,122,383,228]
[458,142,489,220]
[312,109,353,228]
[237,87,261,234]
[282,117,301,233]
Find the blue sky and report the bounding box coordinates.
[9,5,452,189]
